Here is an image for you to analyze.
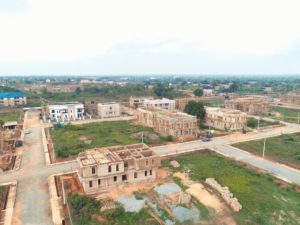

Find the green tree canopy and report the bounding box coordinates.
[184,101,206,120]
[193,88,204,96]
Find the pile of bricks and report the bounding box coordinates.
[205,178,242,212]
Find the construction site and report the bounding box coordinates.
[52,151,240,225]
[0,109,24,172]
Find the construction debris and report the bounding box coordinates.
[205,178,242,212]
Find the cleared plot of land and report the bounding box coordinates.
[164,151,300,225]
[0,111,20,122]
[233,133,300,169]
[268,106,300,123]
[50,121,170,158]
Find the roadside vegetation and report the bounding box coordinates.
[164,151,300,225]
[233,133,300,169]
[246,117,280,128]
[268,106,300,123]
[50,121,170,158]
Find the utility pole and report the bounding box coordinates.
[257,117,260,130]
[141,132,144,143]
[298,113,300,124]
[262,138,266,157]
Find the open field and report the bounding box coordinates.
[198,98,224,107]
[0,111,20,122]
[233,133,300,169]
[268,106,300,123]
[50,121,170,158]
[163,151,300,225]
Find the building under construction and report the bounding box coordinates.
[77,143,161,194]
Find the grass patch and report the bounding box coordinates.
[191,197,212,221]
[0,112,20,122]
[165,151,300,225]
[233,133,300,168]
[246,117,280,128]
[198,98,224,107]
[268,106,300,123]
[50,121,168,158]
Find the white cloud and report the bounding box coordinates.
[0,0,300,63]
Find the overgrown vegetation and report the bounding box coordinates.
[233,133,300,168]
[70,193,101,225]
[165,151,300,225]
[50,121,169,158]
[69,193,159,225]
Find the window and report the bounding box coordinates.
[134,172,138,179]
[108,165,111,172]
[124,162,128,168]
[92,167,96,174]
[122,175,127,181]
[150,170,152,176]
[116,164,119,171]
[144,171,147,176]
[114,176,117,182]
[98,179,101,185]
[89,181,93,187]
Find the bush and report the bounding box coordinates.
[247,118,257,128]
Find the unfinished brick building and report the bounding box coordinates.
[77,143,161,194]
[280,92,300,106]
[205,107,247,131]
[225,97,271,115]
[137,108,199,140]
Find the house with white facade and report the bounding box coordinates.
[47,102,84,122]
[143,98,175,110]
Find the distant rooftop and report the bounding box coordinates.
[0,92,25,98]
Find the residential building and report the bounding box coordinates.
[143,98,175,110]
[77,143,161,194]
[225,97,271,115]
[97,102,121,118]
[203,89,214,96]
[205,107,247,131]
[47,102,84,122]
[280,92,300,106]
[0,92,27,107]
[137,108,199,139]
[129,96,153,108]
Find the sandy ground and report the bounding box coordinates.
[174,172,236,225]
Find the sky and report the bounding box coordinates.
[0,0,300,76]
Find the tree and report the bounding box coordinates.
[153,83,177,99]
[184,101,206,120]
[193,88,203,97]
[229,83,239,92]
[75,87,81,95]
